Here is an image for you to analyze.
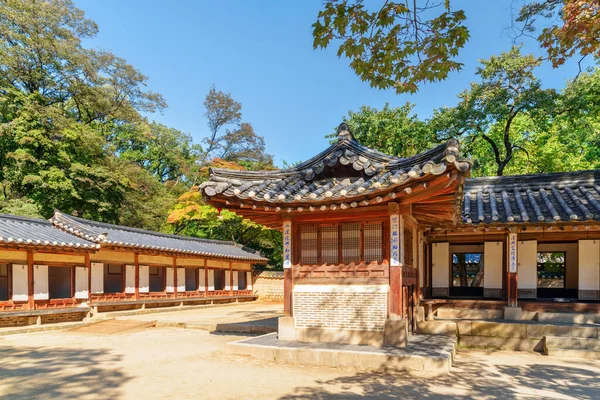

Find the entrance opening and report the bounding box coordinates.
[48,266,72,299]
[0,264,9,301]
[149,267,165,292]
[450,252,484,297]
[104,264,123,294]
[238,271,247,290]
[214,269,226,290]
[185,268,198,292]
[537,251,576,298]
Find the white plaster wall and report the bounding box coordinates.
[199,268,206,291]
[166,267,174,292]
[518,240,537,289]
[75,267,88,299]
[12,264,28,301]
[431,242,449,288]
[34,264,49,300]
[91,262,104,293]
[139,265,149,293]
[246,272,252,290]
[125,265,136,293]
[225,270,231,290]
[484,241,503,289]
[177,267,185,292]
[208,269,215,291]
[579,240,600,291]
[233,271,239,290]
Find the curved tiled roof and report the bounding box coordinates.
[462,170,600,225]
[50,211,267,262]
[200,124,470,208]
[0,214,99,249]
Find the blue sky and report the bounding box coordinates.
[76,1,590,166]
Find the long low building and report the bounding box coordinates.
[0,211,266,320]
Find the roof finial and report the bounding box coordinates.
[337,122,355,142]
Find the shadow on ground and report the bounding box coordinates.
[279,351,600,399]
[0,345,130,399]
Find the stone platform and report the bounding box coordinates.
[226,332,456,375]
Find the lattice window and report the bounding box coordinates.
[321,225,339,264]
[404,226,414,266]
[299,225,318,265]
[364,222,383,263]
[341,223,361,264]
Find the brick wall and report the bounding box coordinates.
[253,271,284,302]
[293,285,388,331]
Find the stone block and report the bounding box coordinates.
[277,317,296,341]
[456,320,472,336]
[504,306,522,321]
[416,306,425,322]
[471,321,527,338]
[295,327,384,346]
[459,335,543,351]
[526,324,598,339]
[383,318,407,348]
[417,321,457,336]
[537,312,596,324]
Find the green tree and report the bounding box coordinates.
[431,47,558,176]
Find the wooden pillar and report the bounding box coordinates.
[27,250,34,310]
[85,253,92,303]
[204,260,208,297]
[414,227,420,302]
[388,203,403,318]
[283,219,293,317]
[134,252,140,301]
[229,261,233,296]
[173,256,178,299]
[507,231,519,307]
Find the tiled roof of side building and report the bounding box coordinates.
[462,170,600,225]
[200,123,471,207]
[0,213,99,249]
[50,211,267,262]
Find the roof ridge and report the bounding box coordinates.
[0,213,54,225]
[52,211,238,246]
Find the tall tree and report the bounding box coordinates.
[431,47,557,176]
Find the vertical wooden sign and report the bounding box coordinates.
[390,214,400,267]
[283,220,292,269]
[508,233,517,273]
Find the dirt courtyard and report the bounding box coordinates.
[1,321,599,400]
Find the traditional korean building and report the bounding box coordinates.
[200,123,600,347]
[0,211,265,323]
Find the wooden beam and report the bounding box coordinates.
[85,253,91,303]
[229,261,233,296]
[173,256,178,299]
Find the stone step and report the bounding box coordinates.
[436,308,503,320]
[544,348,600,360]
[545,335,600,352]
[226,332,456,375]
[537,312,598,325]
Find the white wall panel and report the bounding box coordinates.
[518,240,538,289]
[33,264,48,300]
[208,269,214,291]
[225,270,231,290]
[125,265,135,293]
[177,267,185,292]
[233,271,239,291]
[75,267,88,299]
[246,271,253,290]
[199,268,206,291]
[12,264,28,301]
[431,242,449,288]
[91,263,104,293]
[139,265,149,293]
[484,241,503,289]
[579,240,600,291]
[166,267,174,292]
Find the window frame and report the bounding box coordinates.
[295,219,388,265]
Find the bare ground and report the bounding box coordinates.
[0,325,599,400]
